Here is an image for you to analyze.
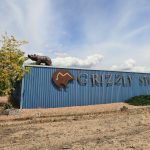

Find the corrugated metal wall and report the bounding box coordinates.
[20,65,150,108]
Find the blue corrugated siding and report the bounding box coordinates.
[21,66,150,108]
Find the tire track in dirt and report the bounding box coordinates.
[1,107,150,126]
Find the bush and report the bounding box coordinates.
[0,33,28,96]
[126,95,150,106]
[3,102,13,110]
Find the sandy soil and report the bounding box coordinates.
[0,97,150,150]
[0,96,8,106]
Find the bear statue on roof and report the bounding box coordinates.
[28,54,52,66]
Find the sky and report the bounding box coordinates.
[0,0,150,72]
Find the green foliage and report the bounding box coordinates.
[3,102,13,110]
[0,33,28,96]
[126,95,150,106]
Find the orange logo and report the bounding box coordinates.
[52,70,74,88]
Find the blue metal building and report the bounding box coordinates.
[20,65,150,108]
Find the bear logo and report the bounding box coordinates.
[52,70,74,88]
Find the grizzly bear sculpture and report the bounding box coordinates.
[28,54,52,66]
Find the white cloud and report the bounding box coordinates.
[52,53,104,68]
[123,58,136,70]
[24,53,104,67]
[110,58,150,72]
[24,52,150,73]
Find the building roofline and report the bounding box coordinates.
[24,64,150,75]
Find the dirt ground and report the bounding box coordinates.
[0,97,150,150]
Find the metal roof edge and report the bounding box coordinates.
[24,64,150,74]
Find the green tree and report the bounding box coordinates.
[0,33,28,96]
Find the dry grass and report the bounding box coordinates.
[1,97,150,150]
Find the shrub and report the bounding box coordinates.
[126,95,150,106]
[3,102,13,110]
[0,33,28,96]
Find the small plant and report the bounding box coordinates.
[120,106,128,111]
[3,102,13,110]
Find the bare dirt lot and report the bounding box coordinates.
[0,97,150,150]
